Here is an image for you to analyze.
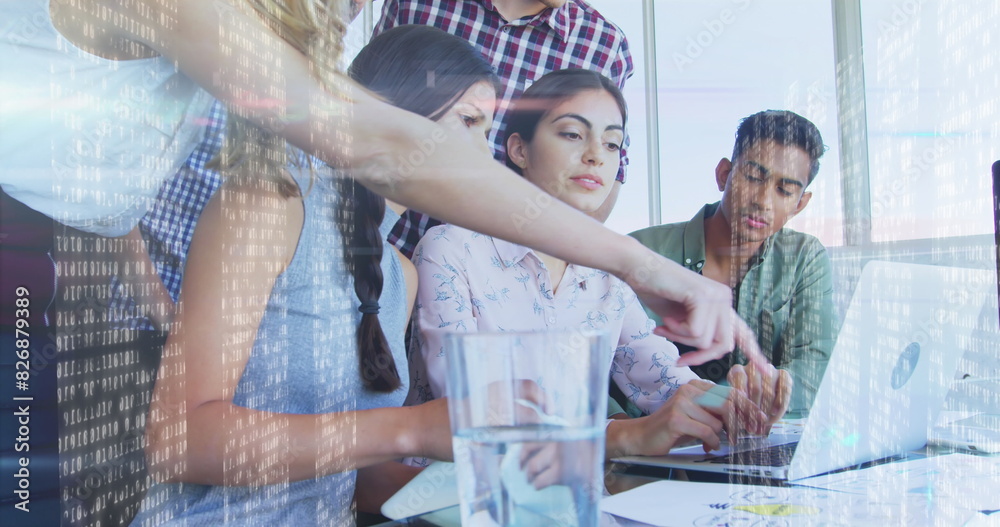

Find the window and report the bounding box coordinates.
[861,0,999,243]
[653,0,844,246]
[582,0,651,235]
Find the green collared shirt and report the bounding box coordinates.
[628,203,838,416]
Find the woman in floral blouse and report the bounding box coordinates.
[407,69,791,461]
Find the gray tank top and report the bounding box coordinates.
[132,167,409,526]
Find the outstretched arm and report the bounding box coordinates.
[80,0,766,367]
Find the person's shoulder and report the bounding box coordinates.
[629,221,687,248]
[418,223,466,247]
[389,0,457,13]
[378,0,409,8]
[413,224,492,261]
[774,227,827,253]
[772,227,831,270]
[569,0,626,35]
[571,1,630,49]
[423,223,484,242]
[192,175,304,275]
[375,0,446,25]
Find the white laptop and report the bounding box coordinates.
[614,261,995,481]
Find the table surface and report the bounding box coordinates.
[369,470,664,527]
[370,417,998,526]
[371,452,998,526]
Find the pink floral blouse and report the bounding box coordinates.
[405,223,699,415]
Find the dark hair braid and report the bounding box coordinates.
[335,179,401,393]
[333,25,497,393]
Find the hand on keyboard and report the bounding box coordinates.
[607,380,769,457]
[727,363,793,434]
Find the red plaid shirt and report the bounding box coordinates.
[375,0,634,258]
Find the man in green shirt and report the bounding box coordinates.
[628,110,837,417]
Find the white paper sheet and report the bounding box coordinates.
[600,480,979,526]
[791,453,1000,511]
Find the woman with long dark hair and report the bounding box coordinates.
[409,70,791,471]
[336,24,498,393]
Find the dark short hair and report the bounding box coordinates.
[732,110,826,185]
[348,25,500,120]
[504,69,627,175]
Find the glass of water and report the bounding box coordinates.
[445,331,611,527]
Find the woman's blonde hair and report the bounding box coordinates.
[212,0,349,196]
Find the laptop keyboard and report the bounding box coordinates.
[707,442,798,467]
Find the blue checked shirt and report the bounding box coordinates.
[109,102,227,329]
